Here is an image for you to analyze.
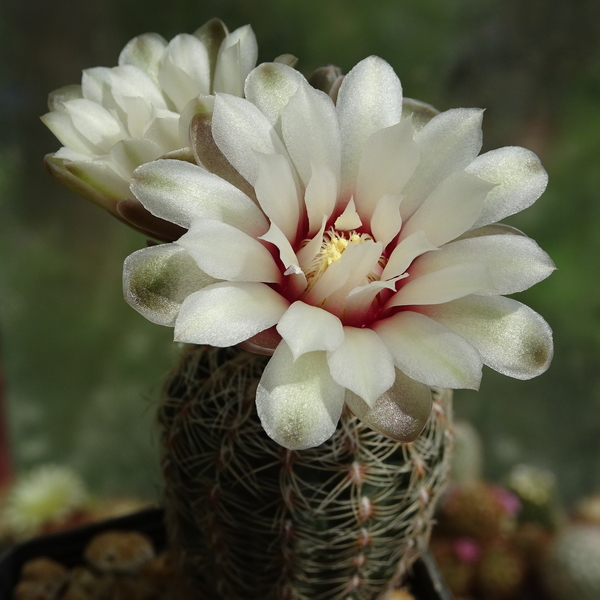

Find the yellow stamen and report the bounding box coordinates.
[303,229,371,286]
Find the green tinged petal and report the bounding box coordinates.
[193,18,228,84]
[123,244,216,326]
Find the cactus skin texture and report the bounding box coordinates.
[158,345,452,600]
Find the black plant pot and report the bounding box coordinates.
[0,508,453,600]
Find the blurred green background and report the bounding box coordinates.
[1,0,600,503]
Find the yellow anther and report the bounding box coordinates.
[302,229,372,286]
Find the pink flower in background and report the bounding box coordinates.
[492,485,523,516]
[453,537,482,564]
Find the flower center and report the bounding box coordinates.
[303,229,373,286]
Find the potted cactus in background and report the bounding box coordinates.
[36,15,554,599]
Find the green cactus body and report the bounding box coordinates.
[158,345,452,600]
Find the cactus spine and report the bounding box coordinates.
[159,345,453,600]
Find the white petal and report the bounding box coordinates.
[213,25,258,95]
[158,34,211,111]
[174,282,289,345]
[256,342,345,450]
[44,99,125,154]
[108,137,164,180]
[422,295,553,379]
[229,25,258,81]
[276,301,345,360]
[119,95,156,139]
[53,147,89,161]
[305,240,382,310]
[177,219,281,283]
[42,110,95,156]
[296,216,327,269]
[344,276,405,325]
[302,257,352,308]
[411,234,556,295]
[259,223,307,297]
[81,66,120,105]
[381,230,437,280]
[44,154,126,211]
[212,39,243,96]
[304,165,338,236]
[334,198,362,231]
[193,18,228,73]
[374,311,482,389]
[402,108,484,219]
[144,115,182,152]
[130,159,268,234]
[273,54,298,67]
[331,239,383,293]
[64,159,131,201]
[327,326,396,405]
[178,95,214,145]
[355,119,419,222]
[185,97,255,198]
[123,244,215,326]
[281,82,341,187]
[48,84,83,111]
[466,146,549,228]
[66,98,127,150]
[401,97,439,132]
[254,152,300,242]
[370,194,403,247]
[400,170,494,247]
[245,62,304,131]
[387,262,493,308]
[337,56,403,194]
[260,222,300,273]
[82,65,167,115]
[456,223,527,241]
[118,32,168,80]
[345,368,433,442]
[212,93,289,185]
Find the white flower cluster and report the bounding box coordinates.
[42,19,259,221]
[44,20,554,450]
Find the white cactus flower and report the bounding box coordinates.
[41,19,261,234]
[123,56,554,450]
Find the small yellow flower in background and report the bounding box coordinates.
[3,465,88,538]
[123,56,554,450]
